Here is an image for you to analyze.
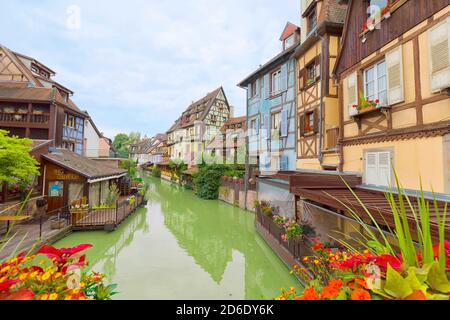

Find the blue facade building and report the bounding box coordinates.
[238,22,300,174]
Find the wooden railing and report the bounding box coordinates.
[71,195,145,230]
[0,112,50,125]
[255,210,314,261]
[326,127,339,150]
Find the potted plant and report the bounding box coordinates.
[352,91,380,114]
[17,107,28,114]
[32,107,44,115]
[3,106,15,114]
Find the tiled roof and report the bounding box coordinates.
[42,149,126,180]
[224,116,246,128]
[280,22,300,41]
[167,87,223,132]
[30,139,53,151]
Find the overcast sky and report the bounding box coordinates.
[1,0,300,138]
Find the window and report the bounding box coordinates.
[65,114,75,128]
[250,118,256,135]
[271,69,282,95]
[250,81,257,98]
[364,60,387,106]
[284,34,295,49]
[307,8,317,34]
[48,181,64,198]
[307,63,317,85]
[365,151,392,187]
[31,66,39,74]
[305,112,315,134]
[271,112,281,136]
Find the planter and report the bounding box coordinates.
[50,218,67,230]
[358,105,377,113]
[70,209,89,224]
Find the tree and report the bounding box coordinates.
[113,133,131,158]
[128,132,141,144]
[0,130,40,184]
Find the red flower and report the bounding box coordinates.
[375,99,380,103]
[0,279,19,292]
[374,254,402,271]
[351,288,371,300]
[313,243,324,251]
[0,289,35,300]
[37,244,92,272]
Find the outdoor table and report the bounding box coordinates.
[0,216,31,234]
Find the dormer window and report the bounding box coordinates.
[284,34,295,49]
[31,65,39,74]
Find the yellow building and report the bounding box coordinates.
[334,0,450,195]
[296,0,348,171]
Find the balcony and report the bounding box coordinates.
[0,112,50,128]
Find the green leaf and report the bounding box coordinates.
[367,240,386,254]
[427,263,450,294]
[384,265,413,299]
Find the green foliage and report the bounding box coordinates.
[193,164,229,200]
[127,196,136,205]
[151,165,161,178]
[169,159,187,185]
[85,282,118,301]
[92,203,116,210]
[113,133,130,158]
[0,130,40,184]
[105,184,120,207]
[120,159,138,179]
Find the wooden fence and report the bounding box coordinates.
[71,195,146,231]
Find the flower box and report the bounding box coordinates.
[50,218,67,230]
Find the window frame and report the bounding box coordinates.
[307,7,317,34]
[271,111,282,136]
[270,68,282,95]
[304,111,315,134]
[284,34,295,49]
[363,59,388,107]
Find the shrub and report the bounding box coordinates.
[105,185,120,207]
[193,164,229,200]
[151,165,161,178]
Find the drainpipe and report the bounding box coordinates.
[318,32,326,165]
[244,87,250,211]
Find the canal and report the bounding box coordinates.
[55,177,301,300]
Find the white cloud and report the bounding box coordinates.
[0,0,300,138]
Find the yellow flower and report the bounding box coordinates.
[302,257,309,262]
[363,250,370,254]
[41,272,51,282]
[19,273,28,281]
[29,271,39,279]
[0,276,7,283]
[79,282,86,288]
[39,294,50,300]
[49,293,59,300]
[314,260,320,265]
[1,266,11,273]
[53,272,63,280]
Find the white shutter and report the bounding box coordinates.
[377,151,391,187]
[386,45,404,105]
[429,18,450,92]
[347,72,358,116]
[365,151,391,187]
[247,83,252,98]
[264,114,270,140]
[365,152,378,186]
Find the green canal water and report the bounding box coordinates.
[55,177,301,300]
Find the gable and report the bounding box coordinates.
[0,48,27,82]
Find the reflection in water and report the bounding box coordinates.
[55,177,301,300]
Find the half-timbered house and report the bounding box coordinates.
[334,0,450,194]
[296,0,347,170]
[166,87,232,167]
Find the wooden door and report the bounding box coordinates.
[46,181,65,213]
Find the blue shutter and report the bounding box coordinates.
[280,155,289,171]
[247,83,252,99]
[264,114,270,139]
[280,63,288,92]
[256,116,260,136]
[255,78,260,97]
[281,109,289,137]
[263,74,270,99]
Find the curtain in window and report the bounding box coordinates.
[100,181,110,204]
[68,183,84,206]
[89,183,101,206]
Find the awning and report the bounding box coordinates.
[292,186,449,240]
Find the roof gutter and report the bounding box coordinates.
[88,173,127,184]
